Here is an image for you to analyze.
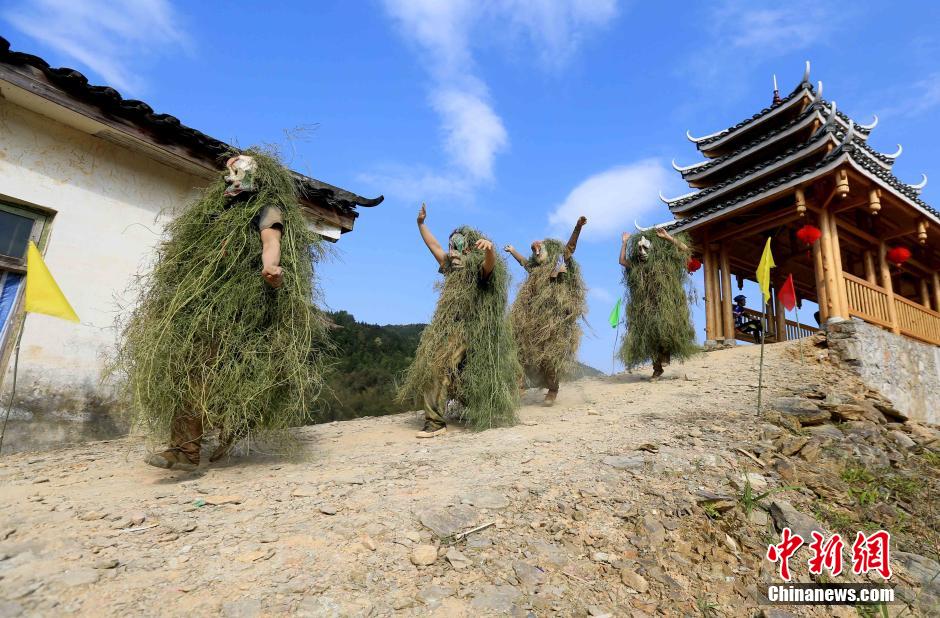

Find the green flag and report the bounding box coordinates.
[609,298,621,328]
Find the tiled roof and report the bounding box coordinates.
[665,147,939,233]
[0,36,382,213]
[691,86,808,148]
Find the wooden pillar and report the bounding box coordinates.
[812,240,829,323]
[827,210,850,317]
[878,242,900,334]
[819,210,845,318]
[933,272,940,313]
[920,279,932,310]
[774,283,787,341]
[719,245,735,343]
[703,246,716,341]
[863,250,877,285]
[709,247,724,340]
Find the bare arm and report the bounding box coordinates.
[477,239,496,278]
[503,244,528,269]
[619,232,631,268]
[417,203,447,268]
[260,227,283,288]
[565,216,587,257]
[655,227,688,253]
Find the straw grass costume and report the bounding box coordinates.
[506,217,587,404]
[618,227,697,379]
[116,151,329,470]
[398,205,520,436]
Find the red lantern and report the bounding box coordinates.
[687,257,702,273]
[886,246,911,267]
[796,224,822,247]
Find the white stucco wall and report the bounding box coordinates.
[0,96,208,451]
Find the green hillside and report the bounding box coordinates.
[318,311,604,421]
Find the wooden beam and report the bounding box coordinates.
[720,244,735,344]
[711,211,802,243]
[921,279,932,310]
[878,242,901,334]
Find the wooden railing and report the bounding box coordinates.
[895,295,940,345]
[843,272,940,346]
[738,308,816,343]
[843,273,893,328]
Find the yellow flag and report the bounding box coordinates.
[756,237,775,303]
[25,241,79,322]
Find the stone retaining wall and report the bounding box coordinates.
[827,319,939,424]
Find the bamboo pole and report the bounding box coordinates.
[863,250,876,285]
[878,242,900,334]
[719,244,735,344]
[812,240,829,323]
[704,246,716,341]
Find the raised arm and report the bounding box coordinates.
[477,239,496,278]
[619,232,631,268]
[565,216,587,257]
[503,244,528,269]
[655,227,688,253]
[417,203,447,268]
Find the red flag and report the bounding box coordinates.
[779,274,797,312]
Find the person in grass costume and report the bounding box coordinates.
[398,204,520,438]
[505,216,587,405]
[117,151,330,471]
[618,226,697,380]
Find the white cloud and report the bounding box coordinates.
[432,88,508,181]
[380,0,619,197]
[3,0,188,94]
[879,71,940,119]
[683,0,838,95]
[548,159,677,240]
[588,286,614,303]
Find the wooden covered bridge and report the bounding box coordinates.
[659,62,939,347]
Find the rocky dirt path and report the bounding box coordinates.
[1,342,938,616]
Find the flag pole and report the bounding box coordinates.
[794,302,804,366]
[0,316,26,456]
[611,319,620,375]
[757,299,767,414]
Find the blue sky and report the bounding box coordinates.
[4,0,939,371]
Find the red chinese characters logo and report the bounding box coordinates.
[766,527,804,581]
[766,529,892,581]
[807,531,844,576]
[851,531,892,579]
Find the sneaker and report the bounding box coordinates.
[416,425,446,438]
[145,449,198,471]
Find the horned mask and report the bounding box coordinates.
[223,155,258,197]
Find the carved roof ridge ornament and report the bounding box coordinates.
[884,144,903,160]
[635,219,676,232]
[686,128,725,143]
[815,80,823,100]
[672,158,710,172]
[909,173,928,194]
[858,114,878,131]
[659,189,699,204]
[802,60,811,85]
